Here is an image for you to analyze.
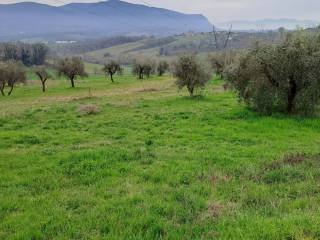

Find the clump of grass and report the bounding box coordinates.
[76,104,100,116]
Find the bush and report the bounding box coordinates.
[173,55,211,97]
[225,34,320,115]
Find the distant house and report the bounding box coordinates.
[183,31,196,37]
[55,41,77,44]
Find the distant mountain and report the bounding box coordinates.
[218,19,319,31]
[0,0,212,41]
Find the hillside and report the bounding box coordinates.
[0,0,212,41]
[78,31,281,63]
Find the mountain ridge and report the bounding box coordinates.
[218,18,319,31]
[0,0,212,41]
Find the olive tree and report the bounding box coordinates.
[102,60,123,82]
[143,63,155,78]
[173,55,211,97]
[209,50,238,78]
[56,57,88,88]
[132,59,155,79]
[224,34,320,114]
[0,61,26,96]
[0,62,6,96]
[34,66,51,92]
[157,60,169,76]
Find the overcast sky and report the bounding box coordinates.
[1,0,320,22]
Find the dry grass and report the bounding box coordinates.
[76,104,100,115]
[265,153,307,170]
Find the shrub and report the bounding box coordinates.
[173,55,211,97]
[225,34,320,114]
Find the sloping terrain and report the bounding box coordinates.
[80,31,282,63]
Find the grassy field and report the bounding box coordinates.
[1,71,320,239]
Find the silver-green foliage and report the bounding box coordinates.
[225,34,320,114]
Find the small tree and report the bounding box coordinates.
[56,57,88,88]
[225,34,320,114]
[0,62,6,96]
[34,66,51,92]
[132,59,155,79]
[157,60,169,76]
[102,60,123,82]
[143,63,155,78]
[173,55,211,97]
[0,61,26,96]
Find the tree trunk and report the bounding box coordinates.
[110,74,114,83]
[139,68,143,79]
[0,83,5,96]
[42,81,46,92]
[188,86,194,97]
[8,84,14,96]
[70,77,75,88]
[287,78,297,113]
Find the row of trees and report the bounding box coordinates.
[101,59,170,81]
[2,34,320,116]
[0,57,88,95]
[132,59,169,79]
[0,55,208,97]
[0,43,49,66]
[102,58,211,98]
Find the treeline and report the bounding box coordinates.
[0,42,49,66]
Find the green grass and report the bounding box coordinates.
[1,73,320,239]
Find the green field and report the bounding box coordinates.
[1,71,320,239]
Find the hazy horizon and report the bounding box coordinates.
[1,0,320,23]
